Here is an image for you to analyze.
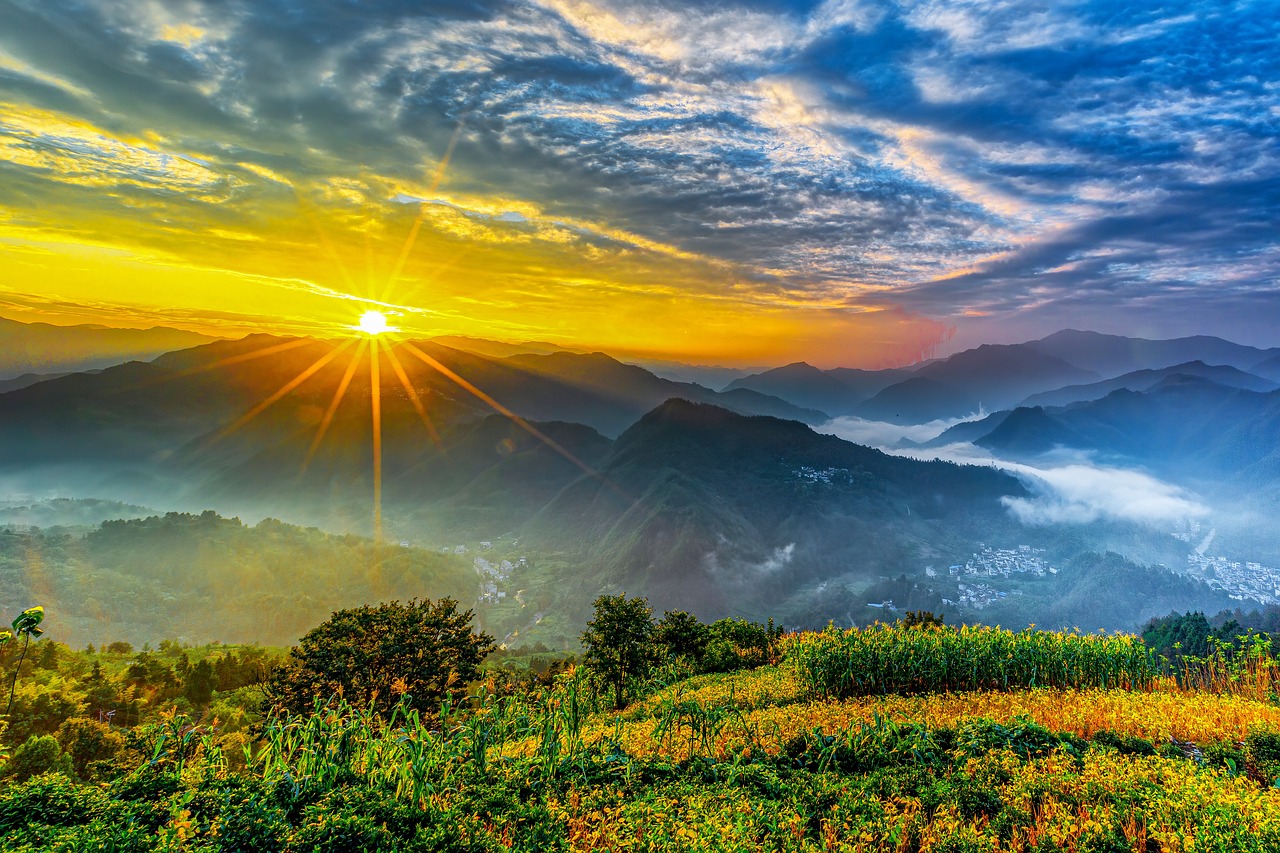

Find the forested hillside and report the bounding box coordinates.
[0,512,474,647]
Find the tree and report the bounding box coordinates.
[267,599,494,718]
[902,610,945,629]
[654,610,710,664]
[581,594,656,710]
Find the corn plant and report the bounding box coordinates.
[788,622,1161,698]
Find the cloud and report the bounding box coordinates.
[819,411,986,447]
[0,0,1276,353]
[892,442,1208,527]
[1000,463,1209,526]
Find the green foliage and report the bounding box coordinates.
[56,717,125,780]
[268,598,494,718]
[581,594,656,710]
[790,622,1160,698]
[1,734,72,782]
[0,772,107,832]
[1244,729,1280,785]
[653,610,709,662]
[952,716,1069,761]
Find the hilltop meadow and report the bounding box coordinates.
[4,597,1280,852]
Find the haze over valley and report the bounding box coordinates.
[1,318,1275,648]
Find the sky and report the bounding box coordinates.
[0,0,1277,367]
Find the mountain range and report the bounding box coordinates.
[2,317,1276,640]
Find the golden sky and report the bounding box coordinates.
[1,0,1276,367]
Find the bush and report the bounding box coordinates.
[0,772,105,832]
[56,717,125,781]
[1245,729,1280,785]
[1,735,72,783]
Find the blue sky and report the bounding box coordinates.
[0,0,1277,363]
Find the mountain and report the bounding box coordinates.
[0,316,221,378]
[973,376,1280,489]
[1025,329,1279,378]
[525,399,1028,617]
[1251,353,1280,383]
[0,335,820,526]
[855,376,982,423]
[848,344,1096,424]
[1021,361,1278,408]
[428,335,579,359]
[911,344,1099,409]
[724,362,865,415]
[620,358,756,390]
[725,362,916,415]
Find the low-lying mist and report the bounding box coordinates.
[819,416,1210,530]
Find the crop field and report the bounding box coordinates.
[6,624,1280,851]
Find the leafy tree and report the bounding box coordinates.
[581,594,656,710]
[654,610,710,663]
[267,599,494,718]
[184,659,216,706]
[902,610,945,629]
[702,617,780,673]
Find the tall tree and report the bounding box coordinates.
[581,594,656,710]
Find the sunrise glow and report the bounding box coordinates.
[357,311,392,336]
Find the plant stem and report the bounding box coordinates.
[5,632,30,719]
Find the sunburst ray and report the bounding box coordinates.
[204,338,354,448]
[299,338,369,477]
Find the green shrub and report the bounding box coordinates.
[1,735,72,783]
[953,717,1066,761]
[1245,728,1280,785]
[56,717,125,781]
[0,772,106,832]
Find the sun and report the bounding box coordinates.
[357,310,392,335]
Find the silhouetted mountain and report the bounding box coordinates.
[0,370,99,394]
[825,366,919,399]
[847,344,1095,424]
[1025,329,1279,378]
[0,316,220,378]
[855,376,981,423]
[620,358,755,390]
[1021,361,1278,408]
[974,407,1087,455]
[922,411,1013,447]
[725,362,864,415]
[974,376,1280,492]
[1251,353,1280,383]
[428,335,579,358]
[913,344,1098,409]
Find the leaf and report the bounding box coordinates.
[12,605,44,635]
[0,630,11,644]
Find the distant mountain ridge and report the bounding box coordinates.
[0,316,222,378]
[724,330,1279,425]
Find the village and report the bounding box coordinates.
[1187,552,1280,605]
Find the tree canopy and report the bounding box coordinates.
[267,598,494,718]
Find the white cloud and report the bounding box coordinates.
[890,443,1208,527]
[818,412,987,447]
